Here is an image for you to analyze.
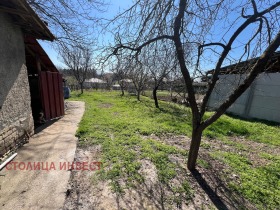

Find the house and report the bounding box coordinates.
[119,79,136,93]
[207,53,280,123]
[84,78,107,89]
[0,0,64,159]
[193,82,208,94]
[111,79,135,92]
[112,84,121,90]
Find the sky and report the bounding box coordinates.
[38,1,133,68]
[38,0,278,73]
[38,41,62,67]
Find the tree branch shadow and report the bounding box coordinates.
[190,169,229,210]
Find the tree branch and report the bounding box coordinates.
[113,35,174,55]
[200,2,280,117]
[202,30,280,129]
[173,0,200,125]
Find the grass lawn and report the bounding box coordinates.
[143,90,171,97]
[67,90,280,209]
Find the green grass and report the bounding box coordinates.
[70,91,189,196]
[69,90,280,208]
[72,91,280,146]
[204,113,280,145]
[210,151,280,209]
[144,90,171,97]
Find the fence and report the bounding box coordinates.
[207,73,280,123]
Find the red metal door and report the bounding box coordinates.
[39,71,65,120]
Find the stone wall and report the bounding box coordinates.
[0,13,34,158]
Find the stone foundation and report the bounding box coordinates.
[0,114,33,157]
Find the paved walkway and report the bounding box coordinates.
[0,101,85,210]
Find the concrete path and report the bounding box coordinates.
[0,101,85,210]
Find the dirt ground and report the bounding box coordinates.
[62,133,279,210]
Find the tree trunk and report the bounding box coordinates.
[153,86,159,108]
[120,85,124,96]
[80,83,84,94]
[137,90,141,101]
[187,127,203,170]
[170,83,173,99]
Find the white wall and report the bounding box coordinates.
[208,73,280,123]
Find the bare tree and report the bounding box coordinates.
[27,0,106,47]
[61,46,93,94]
[111,56,132,96]
[109,0,280,170]
[128,59,149,101]
[165,65,184,101]
[100,72,115,90]
[145,42,177,108]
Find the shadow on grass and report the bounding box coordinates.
[113,171,192,210]
[140,97,191,117]
[68,92,83,98]
[186,151,258,210]
[191,169,229,210]
[225,113,280,126]
[112,162,248,210]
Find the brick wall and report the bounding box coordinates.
[0,117,33,157]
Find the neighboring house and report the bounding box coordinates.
[207,53,280,123]
[119,79,135,93]
[112,84,121,90]
[193,82,208,94]
[63,76,79,91]
[146,78,169,91]
[84,78,107,89]
[0,0,64,159]
[99,72,114,90]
